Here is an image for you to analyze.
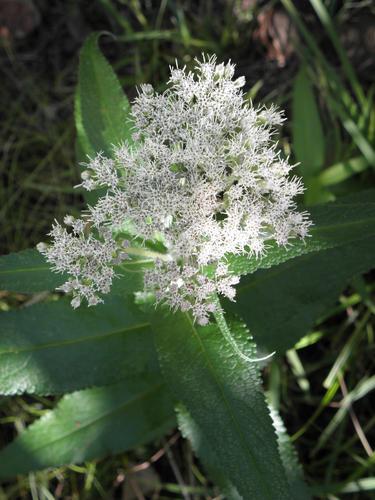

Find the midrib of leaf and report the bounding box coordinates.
[14,383,165,454]
[0,266,51,275]
[0,323,150,355]
[184,313,274,498]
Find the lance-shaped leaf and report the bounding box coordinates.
[228,235,375,354]
[0,249,145,294]
[153,312,292,499]
[228,191,375,276]
[76,32,133,159]
[0,296,158,395]
[0,377,175,478]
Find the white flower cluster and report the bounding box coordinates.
[39,55,311,324]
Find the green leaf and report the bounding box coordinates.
[318,156,369,187]
[0,249,65,293]
[270,407,312,499]
[0,378,175,478]
[0,249,144,295]
[177,404,242,500]
[0,296,158,395]
[76,32,133,159]
[153,312,292,499]
[229,235,375,354]
[327,95,375,167]
[228,191,375,277]
[292,65,325,177]
[181,404,311,499]
[304,177,335,206]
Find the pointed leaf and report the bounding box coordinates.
[228,191,375,276]
[0,296,158,395]
[178,403,312,500]
[77,32,133,158]
[0,378,175,478]
[153,313,292,499]
[229,235,375,354]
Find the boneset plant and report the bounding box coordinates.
[38,55,310,325]
[0,34,374,499]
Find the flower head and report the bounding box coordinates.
[39,55,311,324]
